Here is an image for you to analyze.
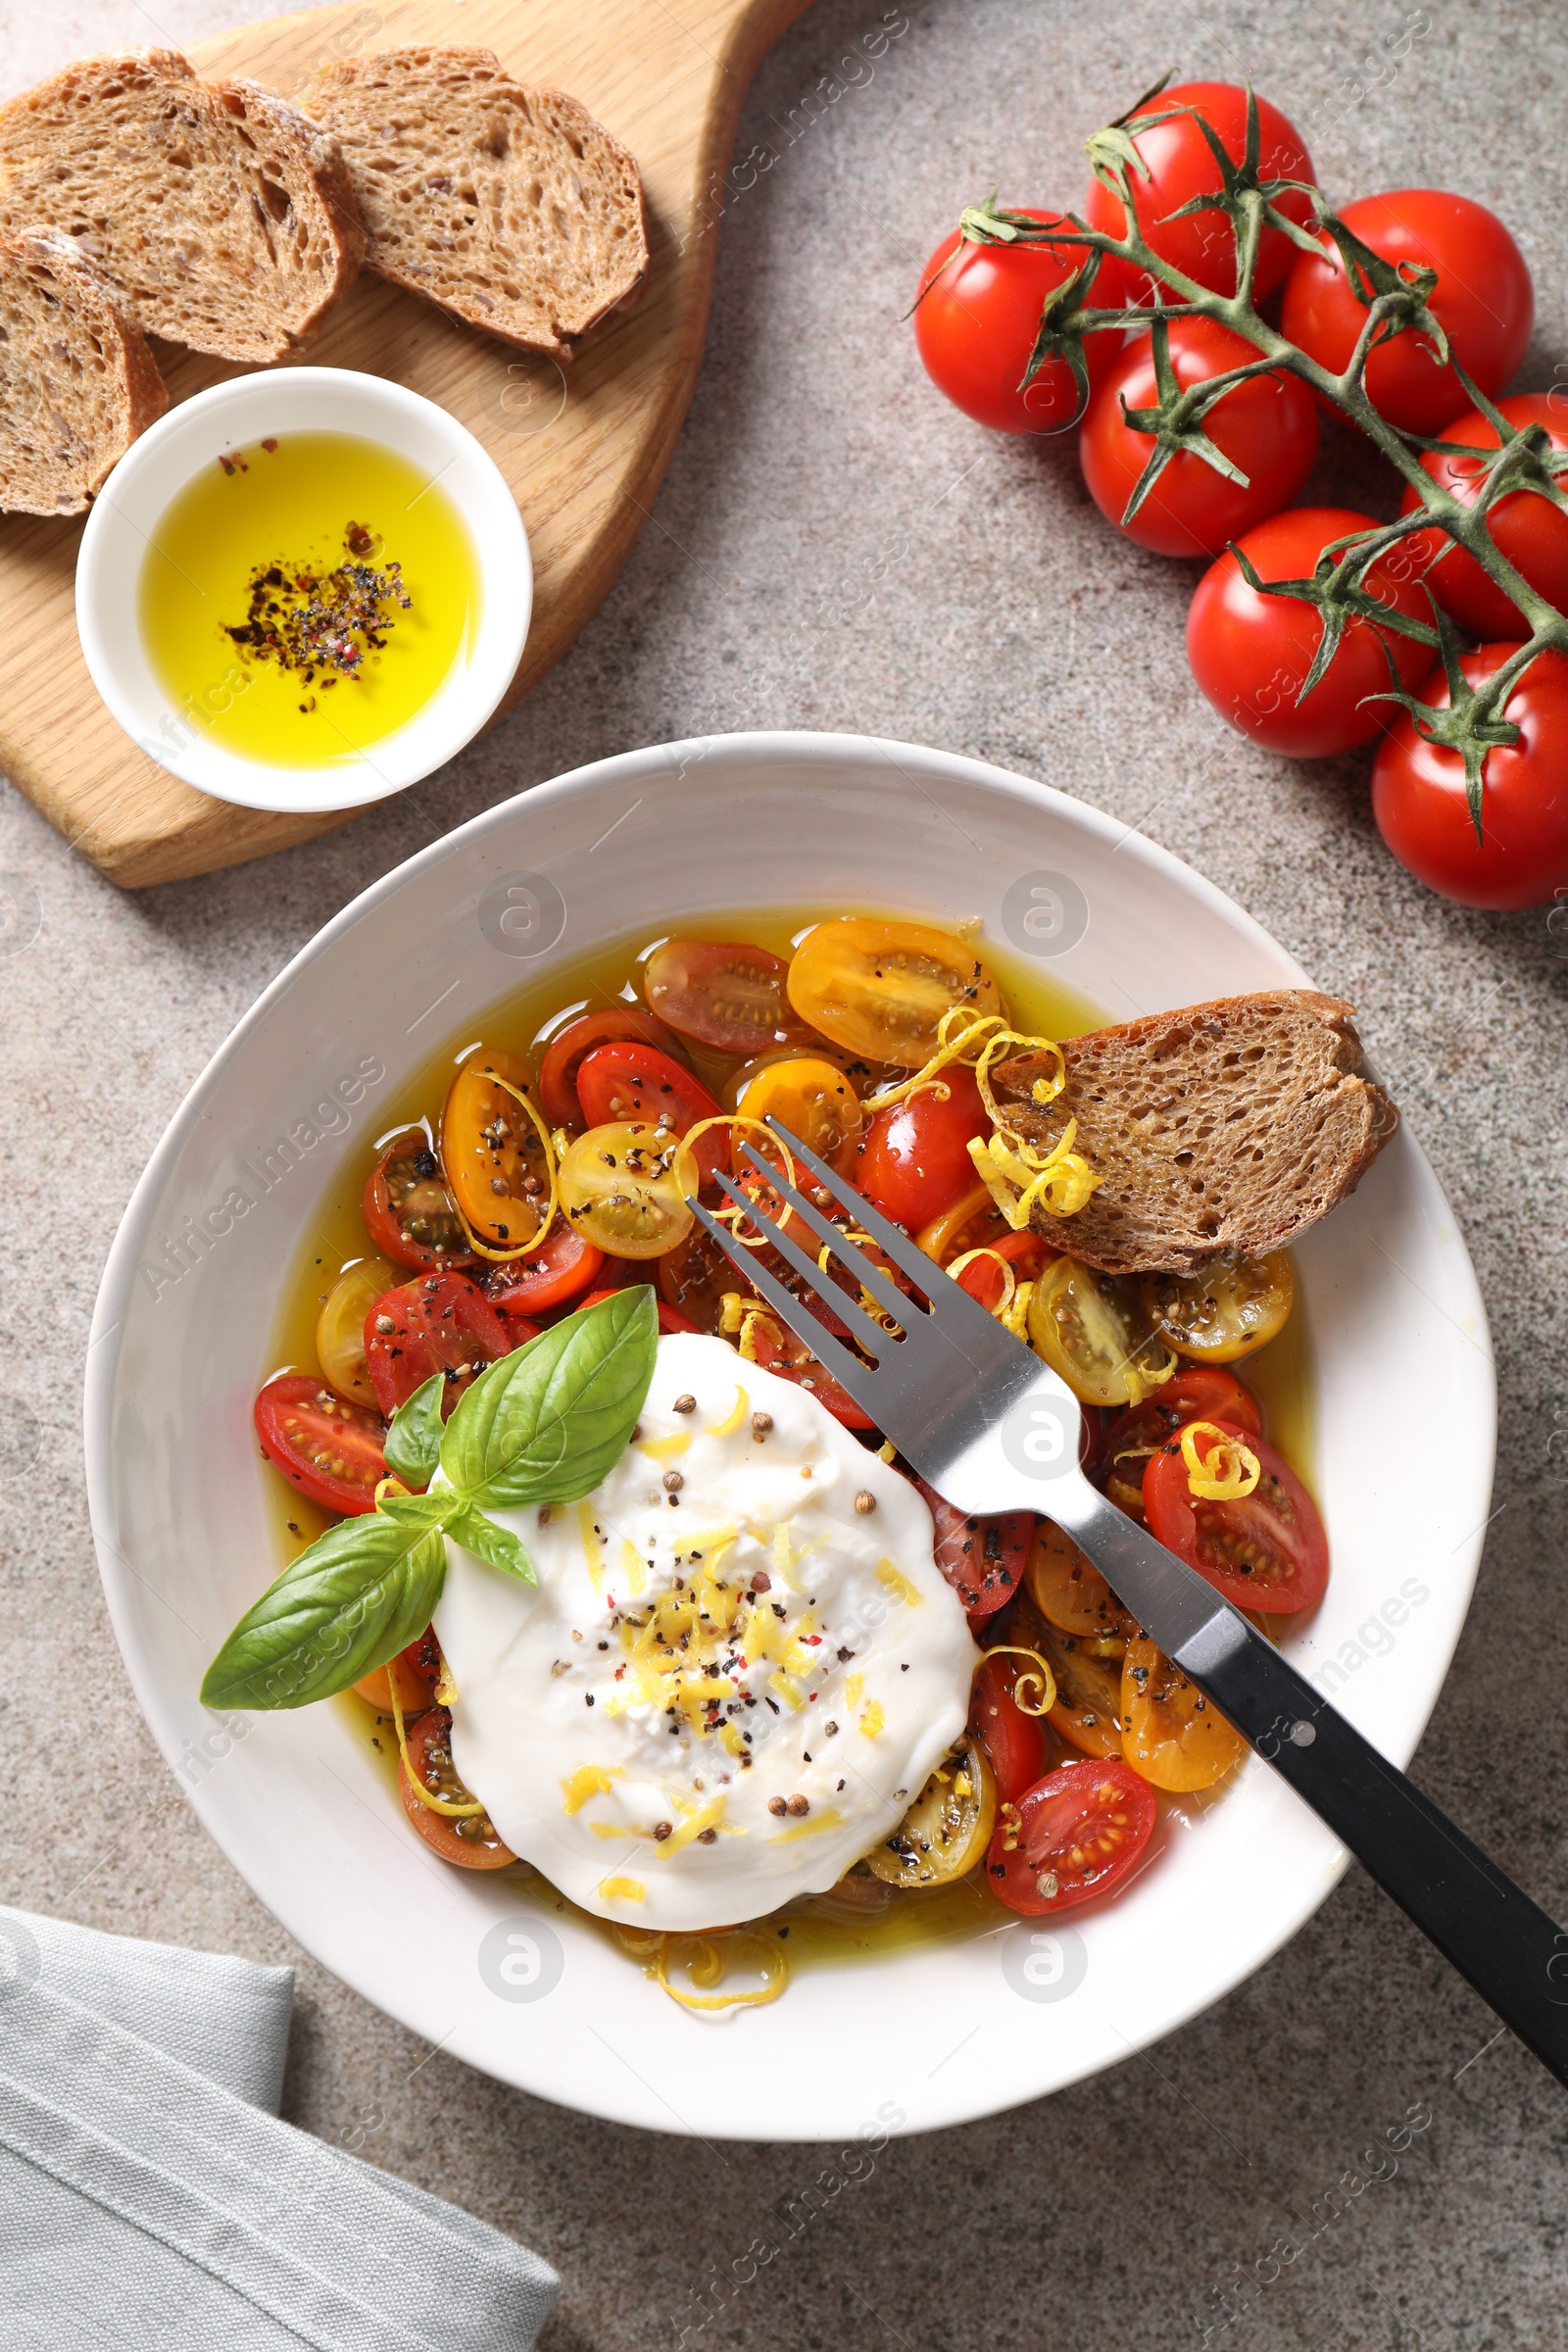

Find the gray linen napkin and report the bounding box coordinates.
[0,1906,560,2350]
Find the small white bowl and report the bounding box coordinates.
[75,368,532,816]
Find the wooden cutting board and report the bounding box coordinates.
[0,0,813,887]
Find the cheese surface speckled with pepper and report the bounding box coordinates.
[432,1332,977,1929]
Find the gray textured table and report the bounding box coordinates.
[4,3,1565,2345]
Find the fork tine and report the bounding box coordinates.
[751,1118,1013,1353]
[732,1141,921,1337]
[707,1170,901,1364]
[685,1195,888,1410]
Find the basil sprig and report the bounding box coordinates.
[201,1287,658,1712]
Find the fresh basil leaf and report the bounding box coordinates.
[440,1286,659,1510]
[384,1374,445,1489]
[377,1488,459,1531]
[447,1505,537,1585]
[199,1515,447,1711]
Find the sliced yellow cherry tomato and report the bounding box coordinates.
[1025,1256,1176,1407]
[1025,1520,1136,1648]
[557,1122,698,1259]
[316,1254,397,1405]
[1140,1252,1295,1363]
[441,1047,551,1250]
[737,1054,862,1170]
[914,1179,1008,1267]
[1121,1633,1248,1791]
[786,918,1002,1065]
[863,1736,997,1886]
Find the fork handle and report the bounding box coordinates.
[1175,1613,1568,2084]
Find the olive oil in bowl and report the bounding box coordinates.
[137,430,481,769]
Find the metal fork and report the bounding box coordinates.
[687,1120,1568,2088]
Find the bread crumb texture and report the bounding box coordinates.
[308,46,648,360]
[0,226,167,513]
[0,49,364,365]
[994,990,1400,1274]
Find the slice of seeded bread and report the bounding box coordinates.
[0,228,167,514]
[0,50,363,365]
[307,46,648,361]
[991,991,1399,1274]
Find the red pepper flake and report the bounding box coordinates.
[261,437,278,453]
[221,520,412,697]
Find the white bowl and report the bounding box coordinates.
[75,368,532,815]
[84,732,1494,2140]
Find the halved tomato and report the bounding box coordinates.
[1035,1620,1125,1758]
[575,1044,728,1186]
[1025,1519,1135,1645]
[255,1374,386,1516]
[557,1123,698,1259]
[916,1180,1009,1267]
[1141,1253,1294,1362]
[481,1222,604,1324]
[364,1272,514,1418]
[971,1652,1051,1805]
[643,939,808,1054]
[1143,1420,1328,1614]
[316,1255,397,1404]
[441,1048,550,1252]
[399,1706,515,1868]
[537,1007,687,1130]
[575,1286,696,1336]
[1026,1257,1174,1407]
[863,1737,997,1886]
[737,1054,863,1171]
[1121,1633,1248,1792]
[363,1128,473,1272]
[786,919,1002,1065]
[987,1756,1156,1915]
[747,1318,876,1429]
[953,1230,1050,1313]
[913,1477,1032,1619]
[1102,1365,1262,1520]
[657,1222,750,1333]
[858,1064,992,1231]
[354,1624,442,1712]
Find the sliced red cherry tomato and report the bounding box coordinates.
[575,1043,728,1186]
[914,210,1134,434]
[1083,80,1316,300]
[1081,318,1318,560]
[954,1229,1050,1312]
[363,1128,473,1272]
[913,1476,1031,1620]
[987,1756,1156,1916]
[971,1652,1051,1805]
[355,1625,442,1712]
[254,1374,386,1517]
[1144,1419,1328,1613]
[747,1319,875,1429]
[481,1223,604,1322]
[364,1272,514,1418]
[643,938,809,1054]
[399,1706,516,1869]
[575,1286,696,1336]
[537,1008,686,1130]
[857,1065,990,1232]
[1102,1365,1261,1518]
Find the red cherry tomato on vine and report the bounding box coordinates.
[1280,190,1533,438]
[254,1374,387,1517]
[857,1065,989,1231]
[1083,80,1316,300]
[1080,318,1317,560]
[1396,397,1568,640]
[914,211,1135,435]
[1143,1421,1329,1614]
[1187,506,1435,757]
[986,1757,1156,1915]
[364,1272,514,1418]
[1371,642,1568,910]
